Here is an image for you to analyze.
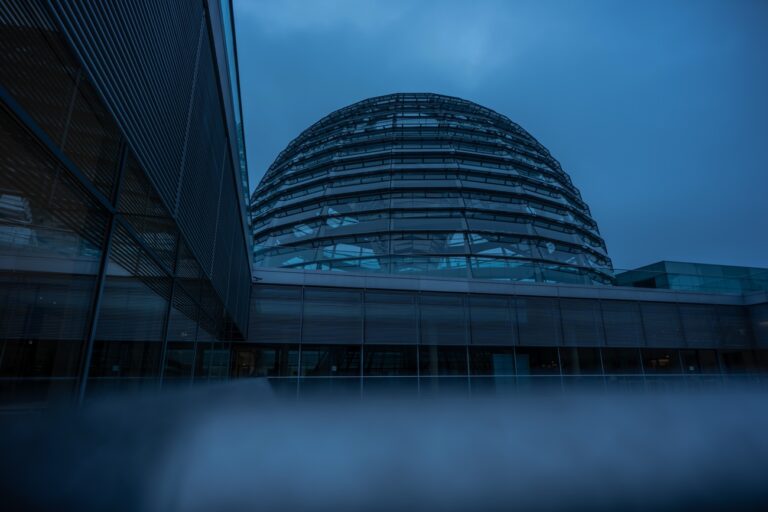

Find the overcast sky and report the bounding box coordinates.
[233,0,767,270]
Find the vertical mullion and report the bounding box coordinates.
[416,291,421,396]
[598,299,610,389]
[465,293,471,394]
[158,231,181,387]
[77,141,128,405]
[296,286,305,398]
[557,297,566,391]
[360,288,365,399]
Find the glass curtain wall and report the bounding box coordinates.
[0,1,243,407]
[229,342,765,396]
[238,284,766,395]
[250,93,614,285]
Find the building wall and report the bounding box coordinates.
[0,0,250,406]
[617,261,768,294]
[238,271,768,395]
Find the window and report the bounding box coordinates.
[419,346,468,375]
[602,348,642,374]
[469,347,516,375]
[641,349,681,373]
[90,225,171,386]
[720,350,755,373]
[0,108,108,389]
[515,347,559,375]
[363,345,417,376]
[300,345,360,376]
[680,350,719,374]
[560,347,602,375]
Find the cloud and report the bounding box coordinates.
[235,0,405,35]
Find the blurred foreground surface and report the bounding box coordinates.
[1,382,767,512]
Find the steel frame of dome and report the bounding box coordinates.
[250,93,614,285]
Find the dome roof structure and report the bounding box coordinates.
[251,93,613,284]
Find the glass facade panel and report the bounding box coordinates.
[89,341,162,379]
[679,304,720,347]
[560,347,602,375]
[601,301,644,346]
[717,306,752,347]
[420,293,468,345]
[364,291,419,344]
[750,303,768,347]
[231,344,299,378]
[300,345,361,377]
[641,349,681,374]
[640,302,683,347]
[89,225,170,390]
[118,154,178,271]
[61,78,122,198]
[164,342,195,380]
[248,285,302,343]
[302,288,362,344]
[469,295,515,345]
[720,350,755,373]
[469,347,516,375]
[515,346,559,375]
[0,2,76,144]
[754,350,768,372]
[419,345,468,376]
[391,232,467,255]
[515,297,561,346]
[392,256,469,277]
[680,349,719,374]
[363,345,417,376]
[602,348,642,374]
[560,299,605,346]
[470,258,537,281]
[0,104,108,405]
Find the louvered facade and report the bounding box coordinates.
[0,0,250,405]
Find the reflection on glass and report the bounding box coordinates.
[300,345,361,377]
[89,225,170,391]
[419,346,468,376]
[602,348,642,374]
[0,105,108,405]
[680,349,719,374]
[515,347,559,375]
[364,345,417,376]
[469,347,516,375]
[641,349,681,374]
[560,347,602,375]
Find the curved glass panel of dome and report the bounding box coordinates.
[251,93,614,285]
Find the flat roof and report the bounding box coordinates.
[253,268,767,306]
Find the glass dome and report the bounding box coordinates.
[251,93,613,284]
